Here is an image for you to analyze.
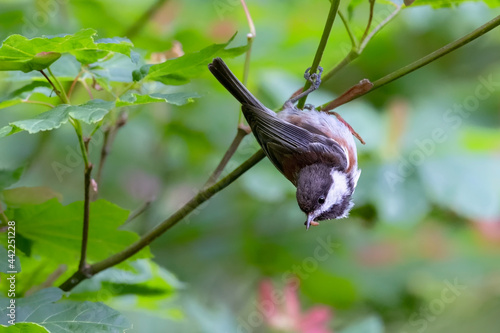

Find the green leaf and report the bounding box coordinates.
[95,37,133,56]
[4,99,115,136]
[2,186,63,207]
[0,82,52,110]
[70,259,182,302]
[6,199,150,265]
[0,29,134,72]
[143,34,248,85]
[0,126,13,138]
[419,155,500,219]
[117,92,201,107]
[0,288,131,332]
[1,323,49,333]
[0,167,23,190]
[9,104,70,134]
[67,99,115,123]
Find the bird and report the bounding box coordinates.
[208,57,361,229]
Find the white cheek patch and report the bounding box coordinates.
[313,169,349,218]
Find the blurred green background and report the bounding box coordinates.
[1,0,500,332]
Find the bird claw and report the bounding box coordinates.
[288,66,324,105]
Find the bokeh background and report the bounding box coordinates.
[1,0,500,332]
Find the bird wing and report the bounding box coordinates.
[242,105,347,184]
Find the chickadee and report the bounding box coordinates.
[208,58,361,229]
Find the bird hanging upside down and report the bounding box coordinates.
[208,58,361,229]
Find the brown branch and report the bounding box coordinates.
[68,70,83,100]
[360,0,376,43]
[78,137,93,275]
[59,149,266,291]
[94,112,127,199]
[321,79,374,111]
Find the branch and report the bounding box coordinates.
[338,10,358,49]
[204,124,251,187]
[297,0,341,109]
[39,70,66,104]
[321,14,500,109]
[78,137,93,274]
[322,5,401,84]
[94,112,127,197]
[123,200,153,225]
[359,4,401,51]
[360,0,376,43]
[68,69,84,100]
[59,149,266,291]
[205,0,254,186]
[48,67,69,104]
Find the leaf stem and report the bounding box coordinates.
[48,67,69,104]
[360,0,376,43]
[59,149,266,291]
[338,10,358,49]
[297,0,341,109]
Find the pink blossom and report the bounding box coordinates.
[259,279,333,333]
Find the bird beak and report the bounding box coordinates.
[305,213,315,230]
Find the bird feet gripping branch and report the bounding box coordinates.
[288,66,324,105]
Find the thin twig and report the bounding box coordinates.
[78,138,93,274]
[39,70,64,103]
[320,13,500,109]
[204,124,251,188]
[359,5,401,51]
[297,0,341,109]
[94,112,127,199]
[240,0,255,124]
[80,79,94,100]
[48,67,69,104]
[360,0,376,43]
[240,0,256,38]
[68,70,84,100]
[59,149,266,291]
[123,200,154,225]
[322,5,402,84]
[206,0,254,182]
[338,10,358,49]
[25,265,67,296]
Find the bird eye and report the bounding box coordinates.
[318,196,325,204]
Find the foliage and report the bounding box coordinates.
[0,0,499,332]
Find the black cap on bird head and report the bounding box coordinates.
[296,163,355,229]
